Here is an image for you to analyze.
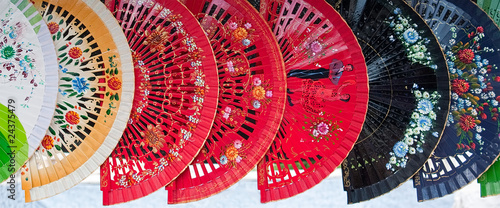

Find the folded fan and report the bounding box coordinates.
[254,0,369,203]
[166,0,287,203]
[406,0,500,201]
[99,0,219,205]
[0,0,58,182]
[327,0,450,203]
[21,0,134,202]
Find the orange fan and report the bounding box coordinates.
[99,0,219,205]
[166,0,287,203]
[21,0,134,202]
[254,0,369,203]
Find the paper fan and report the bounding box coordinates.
[406,0,500,201]
[98,0,219,205]
[253,0,369,203]
[0,0,58,182]
[327,0,450,203]
[166,0,287,203]
[20,0,134,202]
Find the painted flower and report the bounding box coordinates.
[72,77,90,93]
[242,39,251,46]
[220,155,228,164]
[68,47,83,59]
[457,49,474,64]
[244,23,252,29]
[252,86,266,100]
[417,99,433,114]
[253,77,262,86]
[309,41,323,53]
[65,111,80,125]
[225,146,239,160]
[393,141,409,157]
[236,156,242,163]
[107,76,122,90]
[47,22,59,34]
[143,26,169,52]
[389,156,397,164]
[477,26,484,33]
[265,91,273,98]
[459,115,476,132]
[234,140,242,149]
[252,100,261,109]
[395,24,404,32]
[405,136,414,145]
[312,129,319,137]
[140,124,166,153]
[316,122,329,135]
[233,27,248,40]
[228,22,238,30]
[451,79,469,96]
[409,147,416,154]
[42,135,54,150]
[403,28,419,44]
[1,45,15,59]
[417,116,432,131]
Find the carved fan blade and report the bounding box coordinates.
[328,0,450,203]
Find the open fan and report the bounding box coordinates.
[21,0,134,202]
[254,0,369,203]
[0,0,58,182]
[99,0,219,205]
[406,0,500,201]
[328,0,450,203]
[166,0,287,203]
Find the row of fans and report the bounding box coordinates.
[1,0,500,205]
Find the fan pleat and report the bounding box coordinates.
[100,0,219,205]
[252,0,369,203]
[166,0,286,204]
[409,0,500,201]
[328,0,450,203]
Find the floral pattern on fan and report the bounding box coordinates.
[303,111,342,143]
[0,8,42,105]
[250,76,273,109]
[26,3,123,159]
[219,140,249,168]
[445,26,498,152]
[386,84,441,171]
[387,8,437,70]
[108,4,212,189]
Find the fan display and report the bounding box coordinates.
[166,0,287,203]
[407,0,500,201]
[21,0,134,202]
[99,0,219,205]
[0,0,58,182]
[328,0,450,203]
[254,0,369,203]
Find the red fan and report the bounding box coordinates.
[166,0,287,203]
[99,0,219,205]
[255,0,369,202]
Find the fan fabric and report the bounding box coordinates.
[255,0,369,203]
[21,0,134,202]
[407,0,500,201]
[99,0,219,205]
[166,0,287,203]
[328,0,450,203]
[0,0,58,182]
